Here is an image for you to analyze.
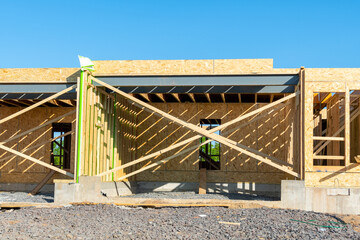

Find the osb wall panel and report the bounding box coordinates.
[0,68,79,82]
[114,96,139,181]
[135,101,296,184]
[94,60,213,75]
[223,104,258,172]
[0,107,76,184]
[93,59,277,75]
[306,68,360,82]
[213,59,273,73]
[305,171,360,187]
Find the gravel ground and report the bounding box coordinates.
[0,204,358,239]
[119,191,279,201]
[0,192,54,203]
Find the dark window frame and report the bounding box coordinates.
[51,123,72,169]
[199,119,221,170]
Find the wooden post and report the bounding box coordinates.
[345,86,350,166]
[75,70,87,182]
[199,168,207,194]
[299,67,305,179]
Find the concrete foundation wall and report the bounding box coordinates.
[0,183,54,193]
[281,180,360,215]
[54,178,280,204]
[136,181,280,197]
[54,177,108,204]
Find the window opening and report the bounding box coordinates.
[199,119,221,170]
[51,123,71,169]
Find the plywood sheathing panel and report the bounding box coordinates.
[306,68,360,82]
[94,60,213,75]
[0,107,76,183]
[223,104,258,172]
[135,101,296,184]
[213,59,273,74]
[0,108,20,172]
[93,59,282,75]
[111,95,138,181]
[0,68,79,83]
[305,171,360,187]
[3,62,360,85]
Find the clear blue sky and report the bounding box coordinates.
[1,0,359,68]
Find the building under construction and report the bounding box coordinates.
[1,58,360,214]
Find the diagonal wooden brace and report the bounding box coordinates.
[92,77,299,178]
[0,144,73,177]
[98,100,291,177]
[0,85,76,125]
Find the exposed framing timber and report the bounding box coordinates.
[0,144,73,177]
[92,76,299,178]
[172,93,181,103]
[99,100,290,177]
[314,108,360,155]
[0,100,22,107]
[312,136,345,141]
[29,170,56,195]
[0,131,74,163]
[204,93,211,103]
[299,67,305,179]
[188,93,196,103]
[220,93,225,103]
[270,94,274,103]
[312,155,345,160]
[345,86,350,166]
[139,93,150,102]
[100,100,292,177]
[156,93,166,102]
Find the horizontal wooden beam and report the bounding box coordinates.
[313,155,345,160]
[314,108,360,155]
[312,136,345,141]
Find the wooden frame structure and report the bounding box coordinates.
[74,69,302,184]
[1,58,360,193]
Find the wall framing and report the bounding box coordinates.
[1,59,360,194]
